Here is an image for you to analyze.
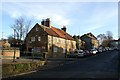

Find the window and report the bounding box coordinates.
[38,37,41,41]
[31,37,35,42]
[48,36,52,45]
[54,37,57,42]
[54,47,57,52]
[60,39,62,44]
[36,28,38,31]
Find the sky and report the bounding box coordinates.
[0,0,119,40]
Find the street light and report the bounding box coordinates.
[29,41,34,61]
[32,48,34,61]
[1,32,3,57]
[13,29,16,62]
[64,34,67,58]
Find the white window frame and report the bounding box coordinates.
[54,37,57,42]
[38,36,41,41]
[54,47,57,52]
[31,37,35,42]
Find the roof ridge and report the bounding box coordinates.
[38,24,59,37]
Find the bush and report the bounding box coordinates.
[2,61,46,77]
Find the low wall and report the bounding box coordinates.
[2,49,20,59]
[2,61,46,78]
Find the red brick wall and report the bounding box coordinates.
[2,50,20,59]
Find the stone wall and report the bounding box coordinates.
[48,36,76,58]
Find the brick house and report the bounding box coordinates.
[80,33,99,50]
[25,18,76,58]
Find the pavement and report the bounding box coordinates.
[2,57,78,64]
[2,58,39,64]
[37,58,79,70]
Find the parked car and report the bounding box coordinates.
[102,48,106,52]
[105,47,109,51]
[90,49,98,54]
[84,50,92,56]
[109,48,113,51]
[67,49,84,58]
[113,47,119,50]
[77,50,85,57]
[67,53,78,58]
[98,48,102,53]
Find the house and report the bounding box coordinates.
[25,18,76,58]
[80,33,99,50]
[102,40,112,47]
[108,39,120,48]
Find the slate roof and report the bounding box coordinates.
[81,32,97,40]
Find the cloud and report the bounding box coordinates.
[1,2,118,39]
[52,15,69,26]
[2,3,23,18]
[2,2,72,27]
[11,10,22,18]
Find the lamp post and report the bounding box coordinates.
[32,48,34,61]
[1,32,3,56]
[13,29,16,62]
[64,34,67,58]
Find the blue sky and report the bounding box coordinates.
[0,0,119,39]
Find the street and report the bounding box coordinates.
[2,50,119,80]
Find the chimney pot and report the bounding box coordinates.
[61,26,66,32]
[41,18,51,28]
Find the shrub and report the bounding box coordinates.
[2,61,46,77]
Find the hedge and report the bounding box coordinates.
[2,61,46,78]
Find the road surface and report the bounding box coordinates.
[2,50,119,80]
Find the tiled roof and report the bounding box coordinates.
[87,33,97,39]
[38,24,74,40]
[51,27,74,40]
[40,25,59,37]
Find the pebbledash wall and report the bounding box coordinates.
[1,49,20,59]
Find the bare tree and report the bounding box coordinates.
[97,31,113,47]
[11,17,32,40]
[105,31,113,40]
[97,34,107,45]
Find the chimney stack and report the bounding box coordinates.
[45,18,51,28]
[41,19,45,25]
[61,26,66,32]
[41,18,51,28]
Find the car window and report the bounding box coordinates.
[74,51,78,53]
